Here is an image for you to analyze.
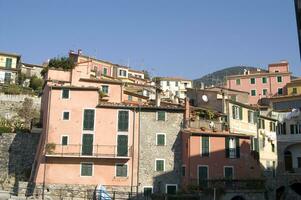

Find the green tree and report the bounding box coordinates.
[29,76,43,92]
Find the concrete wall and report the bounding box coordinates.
[138,110,183,194]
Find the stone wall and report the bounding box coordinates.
[0,94,41,119]
[138,110,183,194]
[0,132,40,190]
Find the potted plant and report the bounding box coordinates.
[45,143,56,154]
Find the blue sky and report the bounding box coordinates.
[0,0,300,79]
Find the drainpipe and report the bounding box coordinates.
[130,109,136,195]
[136,105,141,195]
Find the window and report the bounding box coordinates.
[298,157,301,168]
[155,159,165,172]
[143,187,153,197]
[62,89,70,99]
[5,58,12,68]
[198,166,208,188]
[271,143,275,153]
[83,109,95,131]
[102,85,109,94]
[167,81,170,86]
[262,77,267,84]
[248,110,255,124]
[232,106,242,120]
[278,88,283,95]
[236,79,240,85]
[224,166,234,179]
[251,90,256,96]
[156,133,166,146]
[116,164,127,177]
[63,111,70,120]
[61,136,68,146]
[82,134,93,156]
[166,184,177,195]
[226,137,240,158]
[117,135,128,156]
[103,68,108,76]
[184,83,188,88]
[81,163,93,176]
[250,78,256,84]
[290,124,298,134]
[270,122,276,132]
[4,73,11,84]
[175,81,178,87]
[258,119,265,129]
[119,69,127,77]
[277,76,282,83]
[175,91,179,97]
[181,165,186,177]
[128,95,133,101]
[201,136,209,157]
[118,110,129,131]
[263,89,268,96]
[157,111,166,121]
[292,87,297,94]
[261,136,266,148]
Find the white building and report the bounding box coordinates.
[154,77,192,100]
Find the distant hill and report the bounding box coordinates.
[193,66,263,88]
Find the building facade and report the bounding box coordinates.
[226,61,291,104]
[0,51,21,84]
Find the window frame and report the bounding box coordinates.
[197,165,209,184]
[61,135,69,146]
[156,133,166,146]
[156,111,167,121]
[143,186,153,197]
[5,58,12,68]
[82,108,96,132]
[223,166,234,179]
[181,165,186,177]
[61,88,70,99]
[62,111,70,121]
[251,89,256,96]
[117,110,130,132]
[115,163,128,177]
[80,162,94,177]
[292,87,298,94]
[277,88,283,95]
[155,159,165,172]
[165,184,178,194]
[236,79,241,85]
[277,76,282,83]
[262,89,268,96]
[250,78,256,84]
[101,85,109,94]
[262,77,267,84]
[200,136,210,157]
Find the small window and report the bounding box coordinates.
[236,79,240,85]
[292,88,297,94]
[248,110,255,124]
[232,106,242,120]
[277,76,282,83]
[224,166,234,179]
[155,159,165,172]
[156,133,165,146]
[278,88,283,95]
[175,81,178,87]
[62,89,70,99]
[63,111,70,120]
[81,163,93,176]
[167,81,170,86]
[290,124,296,134]
[251,90,256,96]
[118,110,129,132]
[263,89,268,96]
[61,136,68,146]
[262,77,267,84]
[181,166,186,177]
[201,136,209,157]
[157,111,166,121]
[128,95,133,101]
[259,119,265,129]
[116,164,127,177]
[143,187,153,197]
[102,85,109,94]
[250,78,256,84]
[103,68,108,76]
[166,185,177,195]
[5,58,12,68]
[271,143,275,153]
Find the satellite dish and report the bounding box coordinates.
[202,95,208,102]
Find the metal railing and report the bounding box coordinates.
[187,179,265,191]
[45,144,132,158]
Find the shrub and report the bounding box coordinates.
[48,56,75,70]
[29,75,43,92]
[0,126,13,134]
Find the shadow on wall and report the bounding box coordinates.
[8,132,40,195]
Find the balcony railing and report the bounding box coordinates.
[189,119,227,132]
[187,179,265,191]
[45,144,132,159]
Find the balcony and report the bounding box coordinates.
[187,179,265,191]
[45,144,132,159]
[189,119,228,132]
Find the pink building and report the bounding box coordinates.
[226,61,291,105]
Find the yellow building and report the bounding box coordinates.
[287,78,301,95]
[0,51,21,84]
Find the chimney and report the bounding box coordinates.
[155,88,161,107]
[78,49,82,55]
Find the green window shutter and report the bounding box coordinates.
[116,164,127,177]
[103,68,108,75]
[236,137,240,158]
[5,58,12,68]
[118,111,129,131]
[83,109,95,131]
[62,136,68,145]
[254,138,259,152]
[232,106,236,119]
[283,123,286,135]
[262,120,265,129]
[156,160,164,171]
[202,136,209,157]
[239,107,243,120]
[157,111,166,121]
[62,89,69,99]
[225,137,230,158]
[117,135,128,156]
[157,134,165,145]
[290,124,295,134]
[81,163,92,176]
[82,134,93,155]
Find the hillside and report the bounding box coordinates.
[193,66,262,88]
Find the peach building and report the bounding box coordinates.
[226,61,291,105]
